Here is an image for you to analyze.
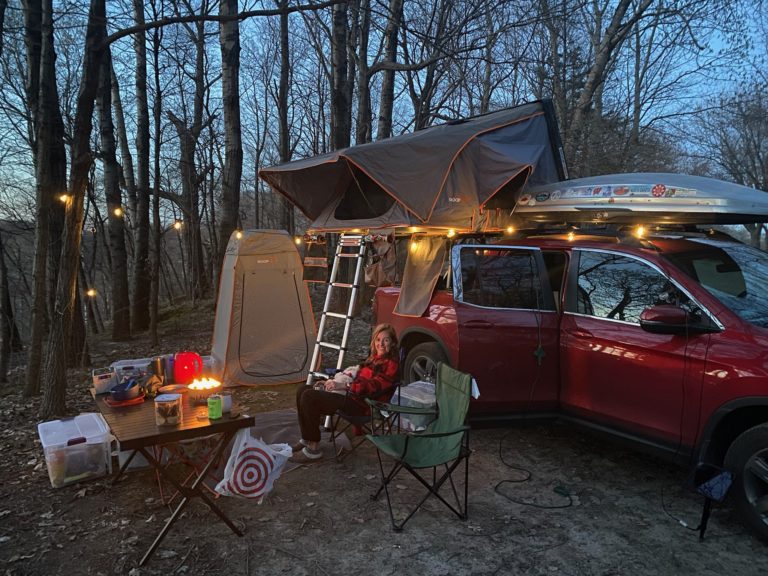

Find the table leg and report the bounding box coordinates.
[112,450,138,485]
[138,430,242,566]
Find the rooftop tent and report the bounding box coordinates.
[514,173,768,225]
[210,230,316,387]
[258,100,567,232]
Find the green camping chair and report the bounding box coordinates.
[365,362,472,531]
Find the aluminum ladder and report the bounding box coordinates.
[306,233,367,386]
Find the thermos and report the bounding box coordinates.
[151,357,165,379]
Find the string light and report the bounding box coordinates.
[173,220,183,231]
[86,288,97,297]
[113,207,123,217]
[294,236,302,245]
[506,226,515,235]
[59,194,71,203]
[567,231,575,242]
[446,229,456,238]
[635,225,645,238]
[235,230,243,239]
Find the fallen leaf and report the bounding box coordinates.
[157,549,178,559]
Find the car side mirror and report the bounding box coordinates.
[639,305,720,335]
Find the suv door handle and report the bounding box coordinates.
[567,329,593,339]
[464,320,494,329]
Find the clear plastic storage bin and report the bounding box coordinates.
[37,413,112,488]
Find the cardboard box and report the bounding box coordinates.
[37,413,112,488]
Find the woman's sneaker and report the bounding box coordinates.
[301,446,323,460]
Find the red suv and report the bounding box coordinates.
[374,228,768,540]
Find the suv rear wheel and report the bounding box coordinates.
[724,423,768,541]
[404,342,449,383]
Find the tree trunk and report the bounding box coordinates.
[330,1,351,150]
[131,0,151,332]
[0,232,12,382]
[375,0,402,140]
[40,0,106,418]
[277,0,294,233]
[150,24,163,346]
[216,0,242,286]
[97,45,131,340]
[24,0,65,396]
[355,0,371,144]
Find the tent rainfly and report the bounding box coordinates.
[210,230,316,387]
[258,100,567,233]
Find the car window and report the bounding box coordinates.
[666,239,768,328]
[458,248,541,309]
[575,251,678,324]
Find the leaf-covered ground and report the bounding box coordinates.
[1,295,768,575]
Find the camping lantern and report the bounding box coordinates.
[173,351,203,384]
[188,378,222,404]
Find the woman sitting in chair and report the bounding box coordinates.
[293,323,399,461]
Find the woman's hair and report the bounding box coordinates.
[368,323,399,360]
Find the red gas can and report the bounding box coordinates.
[173,351,203,384]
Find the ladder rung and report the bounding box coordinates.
[330,282,358,289]
[337,253,363,258]
[308,371,330,379]
[323,311,351,319]
[318,341,345,351]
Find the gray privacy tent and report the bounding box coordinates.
[210,230,316,386]
[259,100,567,233]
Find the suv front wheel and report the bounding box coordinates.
[403,342,449,383]
[724,423,768,541]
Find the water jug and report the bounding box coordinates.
[173,351,203,384]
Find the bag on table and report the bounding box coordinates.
[215,428,291,502]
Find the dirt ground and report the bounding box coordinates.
[2,296,768,575]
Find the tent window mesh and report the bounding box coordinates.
[334,166,395,220]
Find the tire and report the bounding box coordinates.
[403,342,449,383]
[724,423,768,541]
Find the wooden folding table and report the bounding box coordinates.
[92,392,255,566]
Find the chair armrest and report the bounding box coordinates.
[404,424,469,439]
[365,398,437,417]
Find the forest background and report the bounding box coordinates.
[0,0,767,418]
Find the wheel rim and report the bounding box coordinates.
[743,448,768,524]
[408,354,437,383]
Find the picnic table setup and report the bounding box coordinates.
[38,351,259,566]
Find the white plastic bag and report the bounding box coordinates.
[215,428,292,501]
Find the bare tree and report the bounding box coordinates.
[41,0,106,417]
[131,0,152,332]
[215,0,242,284]
[97,46,131,339]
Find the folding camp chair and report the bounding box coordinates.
[365,362,472,531]
[330,385,397,462]
[329,348,406,462]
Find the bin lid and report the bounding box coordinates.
[37,413,110,449]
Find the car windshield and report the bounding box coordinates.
[664,238,768,328]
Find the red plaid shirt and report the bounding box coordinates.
[349,355,399,399]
